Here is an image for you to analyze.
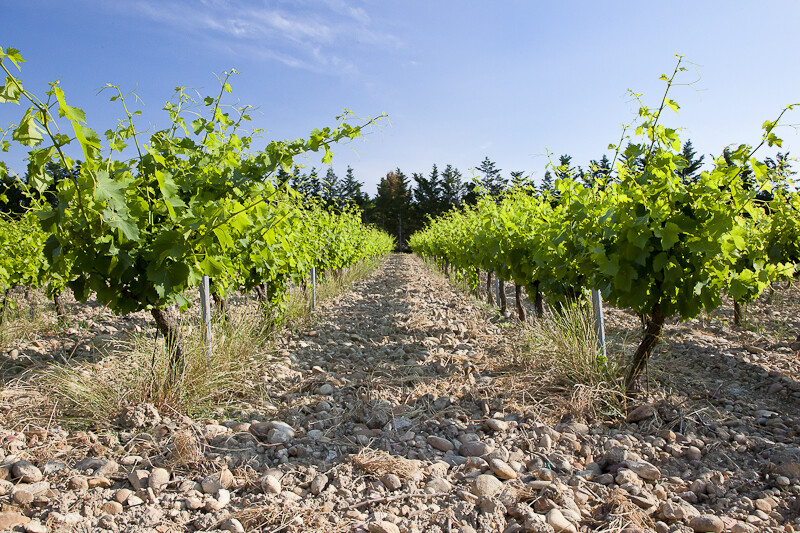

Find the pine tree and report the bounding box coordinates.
[340,165,367,208]
[677,140,705,184]
[539,170,554,195]
[587,155,612,188]
[323,167,340,207]
[306,167,322,198]
[476,156,507,197]
[554,154,575,181]
[439,164,464,210]
[289,166,303,194]
[374,169,411,248]
[509,171,531,189]
[413,164,443,217]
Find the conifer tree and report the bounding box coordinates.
[306,167,322,198]
[323,167,340,207]
[587,155,612,188]
[440,164,464,209]
[340,165,367,208]
[476,156,507,197]
[677,140,705,184]
[540,170,554,194]
[509,170,531,189]
[413,164,443,217]
[374,169,411,248]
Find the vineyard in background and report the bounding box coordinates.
[0,46,394,391]
[410,58,800,394]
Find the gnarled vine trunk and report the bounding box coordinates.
[53,290,67,321]
[486,271,494,305]
[534,291,544,318]
[151,307,185,379]
[498,280,507,315]
[624,302,665,394]
[0,289,9,325]
[733,300,745,327]
[212,291,230,321]
[515,283,526,322]
[254,283,269,303]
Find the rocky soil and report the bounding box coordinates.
[1,254,800,532]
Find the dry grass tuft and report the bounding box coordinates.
[34,303,272,424]
[593,488,655,532]
[235,503,349,533]
[350,447,421,480]
[169,429,204,466]
[516,299,626,420]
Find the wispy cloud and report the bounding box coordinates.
[109,0,400,74]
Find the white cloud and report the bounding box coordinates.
[113,0,399,74]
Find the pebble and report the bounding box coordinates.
[3,254,800,533]
[97,515,115,530]
[0,512,30,530]
[626,403,655,422]
[148,467,170,491]
[114,489,132,503]
[685,446,703,461]
[488,458,517,480]
[485,418,509,431]
[68,476,89,491]
[23,520,47,533]
[101,501,123,515]
[88,477,113,489]
[12,488,34,505]
[460,441,493,457]
[382,474,402,491]
[261,473,281,494]
[427,435,454,452]
[11,460,43,483]
[471,474,504,497]
[201,468,234,493]
[128,469,149,491]
[426,476,453,492]
[368,521,401,533]
[546,508,576,533]
[205,488,231,511]
[688,514,725,533]
[220,518,246,532]
[626,460,661,481]
[310,473,328,495]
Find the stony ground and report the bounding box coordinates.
[1,253,800,533]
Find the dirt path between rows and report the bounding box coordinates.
[1,253,799,533]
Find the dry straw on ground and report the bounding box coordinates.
[350,447,421,480]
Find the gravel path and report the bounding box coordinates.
[1,253,799,532]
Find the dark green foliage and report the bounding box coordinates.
[677,140,704,184]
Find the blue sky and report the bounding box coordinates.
[2,1,799,194]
